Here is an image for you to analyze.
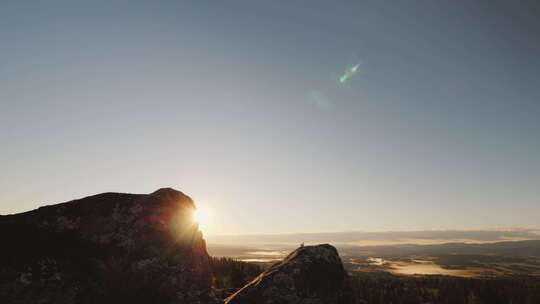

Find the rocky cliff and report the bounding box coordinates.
[0,188,215,304]
[0,188,355,304]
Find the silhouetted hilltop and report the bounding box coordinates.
[0,188,356,304]
[0,188,214,303]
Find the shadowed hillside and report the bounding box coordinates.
[0,189,356,304]
[0,188,214,304]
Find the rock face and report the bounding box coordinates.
[225,244,356,304]
[0,188,215,304]
[0,188,357,304]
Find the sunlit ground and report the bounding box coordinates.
[350,257,505,278]
[193,206,210,234]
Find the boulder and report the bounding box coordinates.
[0,188,216,304]
[225,244,356,304]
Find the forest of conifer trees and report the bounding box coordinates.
[212,258,540,304]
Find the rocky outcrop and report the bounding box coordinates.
[0,188,216,304]
[0,188,358,304]
[224,244,356,304]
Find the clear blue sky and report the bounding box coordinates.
[1,1,539,235]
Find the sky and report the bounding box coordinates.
[1,1,539,236]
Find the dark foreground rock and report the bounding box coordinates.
[0,188,216,304]
[225,244,357,304]
[0,188,358,304]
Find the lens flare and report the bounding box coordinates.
[310,90,332,109]
[339,63,361,84]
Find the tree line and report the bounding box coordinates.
[210,257,540,303]
[350,273,540,304]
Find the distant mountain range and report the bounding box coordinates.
[339,239,540,257]
[207,229,540,249]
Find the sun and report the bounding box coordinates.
[193,207,210,233]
